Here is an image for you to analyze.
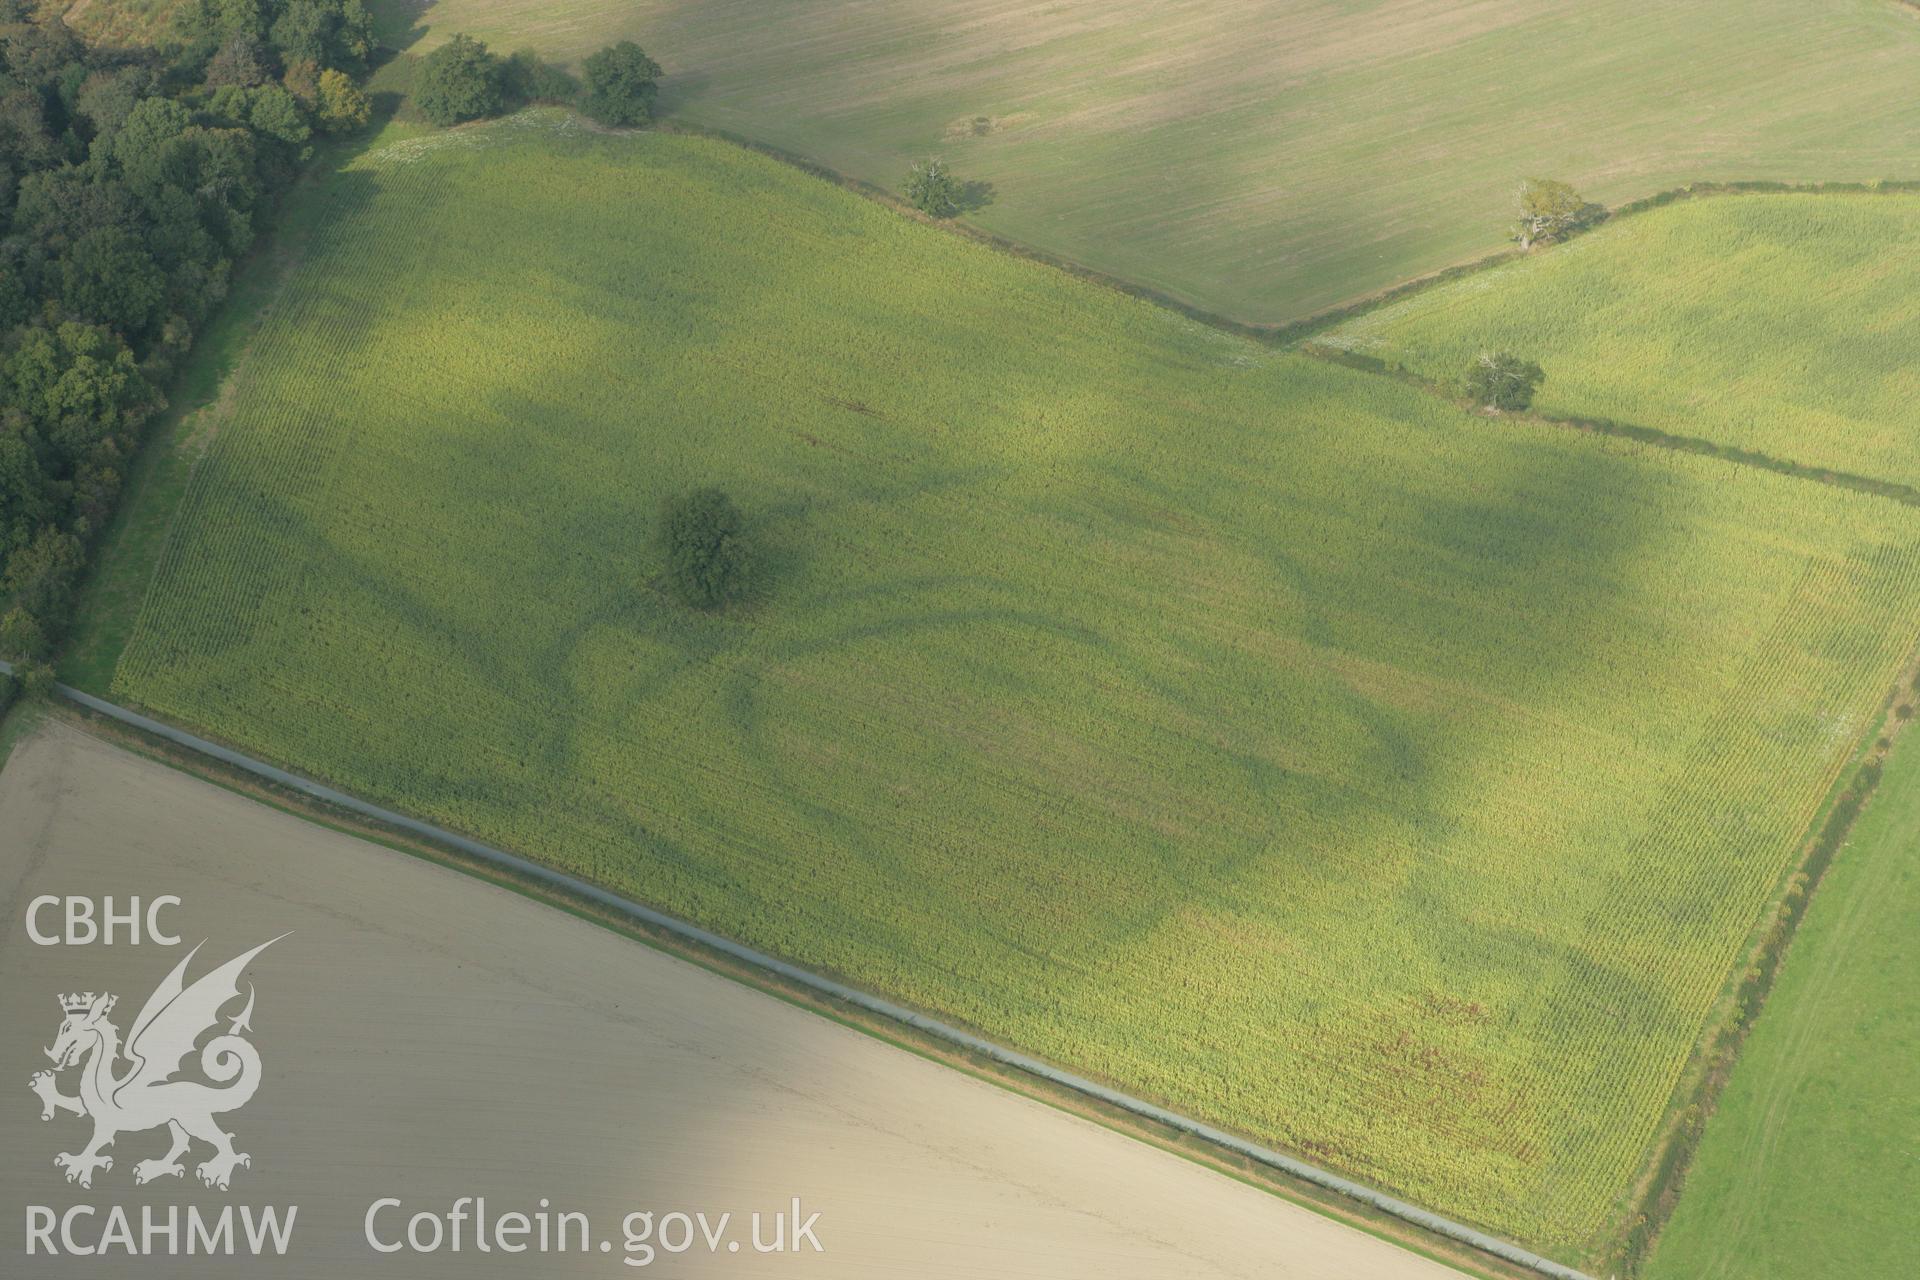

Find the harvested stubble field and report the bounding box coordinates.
[101,114,1920,1257]
[1326,194,1920,492]
[398,0,1920,323]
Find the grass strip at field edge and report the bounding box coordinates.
[1645,682,1920,1278]
[1607,664,1918,1272]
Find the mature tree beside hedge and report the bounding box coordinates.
[905,157,960,217]
[661,488,751,609]
[1464,351,1545,411]
[415,33,504,126]
[580,40,660,125]
[1513,177,1589,249]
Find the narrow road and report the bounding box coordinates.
[0,721,1468,1278]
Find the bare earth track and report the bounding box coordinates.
[0,721,1465,1279]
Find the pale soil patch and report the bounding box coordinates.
[0,721,1465,1279]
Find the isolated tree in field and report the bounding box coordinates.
[905,157,961,217]
[1512,177,1588,249]
[1464,351,1545,411]
[581,41,661,126]
[415,33,504,127]
[661,488,752,609]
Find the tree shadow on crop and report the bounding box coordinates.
[953,179,997,214]
[358,0,432,126]
[656,69,713,116]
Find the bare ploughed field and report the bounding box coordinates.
[0,721,1462,1278]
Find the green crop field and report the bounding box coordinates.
[1326,193,1920,492]
[1646,728,1920,1279]
[392,0,1920,323]
[93,114,1920,1257]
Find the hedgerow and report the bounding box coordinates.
[1327,193,1920,492]
[109,118,1920,1255]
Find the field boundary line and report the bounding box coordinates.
[1274,180,1920,343]
[1606,641,1920,1273]
[0,658,1590,1280]
[652,115,1920,345]
[1299,343,1920,508]
[651,119,1284,344]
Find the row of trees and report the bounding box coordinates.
[0,2,374,667]
[415,33,660,129]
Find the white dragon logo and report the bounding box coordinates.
[27,936,285,1190]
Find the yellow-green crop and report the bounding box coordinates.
[1330,193,1920,491]
[104,115,1920,1257]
